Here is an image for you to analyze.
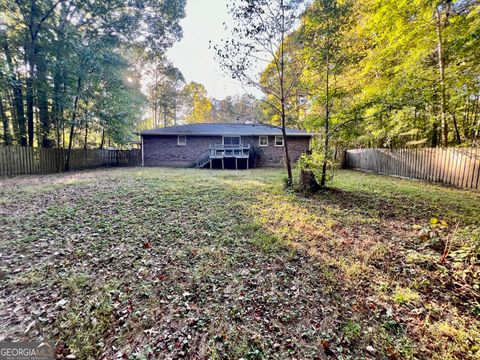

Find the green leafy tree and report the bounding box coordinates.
[347,0,480,147]
[301,0,355,188]
[181,82,214,124]
[212,95,263,123]
[0,0,186,151]
[215,0,308,186]
[146,60,185,127]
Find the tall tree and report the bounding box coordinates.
[181,82,214,124]
[0,0,186,150]
[212,95,263,123]
[11,0,66,146]
[216,0,308,186]
[302,0,355,188]
[344,0,480,148]
[0,29,27,145]
[145,60,185,127]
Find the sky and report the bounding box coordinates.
[166,0,257,99]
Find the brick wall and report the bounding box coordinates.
[241,136,310,167]
[142,135,310,167]
[143,135,222,167]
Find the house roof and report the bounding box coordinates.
[139,123,314,137]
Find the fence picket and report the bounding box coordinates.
[345,147,479,191]
[435,148,443,182]
[0,146,140,177]
[11,147,17,175]
[470,147,478,189]
[460,148,467,188]
[473,149,480,189]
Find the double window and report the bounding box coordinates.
[223,136,241,145]
[274,136,284,147]
[177,136,187,146]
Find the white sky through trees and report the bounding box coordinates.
[166,0,261,99]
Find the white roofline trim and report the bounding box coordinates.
[140,132,315,137]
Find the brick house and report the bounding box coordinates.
[139,123,314,169]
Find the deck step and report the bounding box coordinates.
[196,158,211,168]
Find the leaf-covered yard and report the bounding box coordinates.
[0,168,479,359]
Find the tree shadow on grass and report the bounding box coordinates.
[1,172,349,359]
[318,182,479,227]
[1,169,477,359]
[335,170,479,223]
[240,179,480,360]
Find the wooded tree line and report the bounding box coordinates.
[141,62,263,129]
[3,0,477,161]
[0,0,186,150]
[268,0,480,149]
[216,0,479,187]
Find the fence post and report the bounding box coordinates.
[342,146,479,190]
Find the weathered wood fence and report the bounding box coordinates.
[345,147,480,190]
[0,146,140,176]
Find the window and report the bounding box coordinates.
[223,136,241,145]
[259,136,268,147]
[274,136,284,147]
[177,136,187,146]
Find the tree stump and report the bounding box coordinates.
[298,169,320,194]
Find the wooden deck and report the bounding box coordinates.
[196,144,251,169]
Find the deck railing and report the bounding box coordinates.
[209,144,251,159]
[195,149,211,168]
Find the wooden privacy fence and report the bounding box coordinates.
[345,147,480,190]
[0,146,140,176]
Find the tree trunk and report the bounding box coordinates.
[65,123,75,171]
[2,40,27,146]
[173,98,178,125]
[153,99,158,127]
[153,67,158,127]
[473,96,479,140]
[281,122,293,184]
[65,76,82,171]
[0,71,13,146]
[83,121,88,149]
[6,90,20,141]
[431,124,439,148]
[53,72,62,147]
[26,41,36,147]
[320,39,330,189]
[435,6,448,147]
[100,128,105,149]
[299,169,320,194]
[53,3,69,149]
[37,51,51,147]
[462,97,470,139]
[452,113,461,144]
[0,99,13,145]
[279,0,293,187]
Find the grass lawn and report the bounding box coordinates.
[0,168,479,359]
